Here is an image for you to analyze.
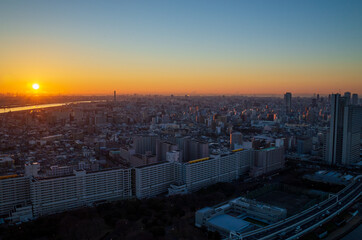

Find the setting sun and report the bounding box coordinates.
[32,83,40,90]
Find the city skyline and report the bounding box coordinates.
[1,1,362,239]
[1,0,362,95]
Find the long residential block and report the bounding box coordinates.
[0,175,30,217]
[31,168,132,217]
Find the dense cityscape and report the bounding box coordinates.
[1,0,362,239]
[0,92,361,239]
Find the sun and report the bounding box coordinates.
[32,83,40,90]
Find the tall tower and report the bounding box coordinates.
[284,92,292,114]
[344,92,351,105]
[352,93,359,105]
[114,90,116,102]
[326,94,362,166]
[342,105,362,165]
[327,94,346,165]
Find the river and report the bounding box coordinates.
[0,100,105,114]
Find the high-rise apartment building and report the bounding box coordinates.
[327,94,347,165]
[342,105,362,165]
[326,94,362,165]
[189,140,209,161]
[0,175,30,217]
[134,162,179,198]
[156,140,178,161]
[344,92,351,105]
[134,135,159,155]
[31,168,132,217]
[352,94,359,105]
[172,137,209,162]
[183,149,252,192]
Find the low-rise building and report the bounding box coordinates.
[195,197,287,237]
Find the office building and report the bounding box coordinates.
[344,92,351,105]
[352,94,358,105]
[326,94,362,165]
[284,92,292,114]
[326,94,347,165]
[342,105,362,165]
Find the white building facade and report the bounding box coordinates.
[31,168,132,217]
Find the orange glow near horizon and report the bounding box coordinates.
[1,35,361,96]
[1,64,361,96]
[1,42,361,96]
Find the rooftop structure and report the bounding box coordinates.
[195,196,287,236]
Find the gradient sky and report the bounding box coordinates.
[1,0,362,95]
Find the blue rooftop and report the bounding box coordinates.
[208,214,250,233]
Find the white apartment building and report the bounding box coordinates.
[0,175,30,217]
[31,168,132,217]
[183,157,221,192]
[134,162,179,198]
[0,147,283,221]
[183,149,252,192]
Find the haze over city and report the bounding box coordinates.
[1,0,362,95]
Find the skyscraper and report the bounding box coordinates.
[326,94,362,165]
[344,92,351,105]
[114,90,117,102]
[327,94,346,165]
[342,105,362,165]
[352,93,359,105]
[284,92,292,114]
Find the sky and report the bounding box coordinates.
[0,0,362,96]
